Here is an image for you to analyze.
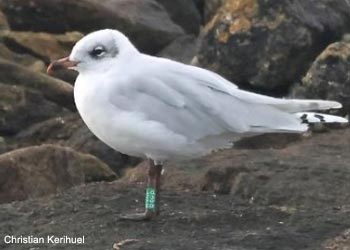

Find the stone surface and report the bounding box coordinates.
[198,129,350,205]
[0,31,83,63]
[192,0,204,22]
[0,42,46,72]
[0,144,116,204]
[48,69,78,85]
[121,128,350,207]
[12,114,141,174]
[0,83,69,135]
[0,130,345,248]
[0,9,9,30]
[158,35,199,63]
[13,115,82,147]
[156,0,201,35]
[0,0,184,53]
[204,0,226,23]
[322,229,350,250]
[0,59,75,111]
[233,133,303,149]
[65,124,141,175]
[0,30,81,83]
[198,0,350,93]
[291,41,350,115]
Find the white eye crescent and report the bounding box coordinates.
[90,46,106,58]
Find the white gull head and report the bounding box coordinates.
[69,29,138,73]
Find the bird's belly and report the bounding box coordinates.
[76,103,146,157]
[74,90,193,160]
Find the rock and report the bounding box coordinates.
[13,115,82,147]
[49,69,78,85]
[291,41,350,115]
[192,0,204,23]
[234,133,303,149]
[0,42,46,72]
[12,114,141,174]
[0,30,81,83]
[122,129,350,202]
[0,59,75,111]
[200,164,247,194]
[0,144,116,204]
[0,0,184,54]
[322,229,350,250]
[65,122,142,175]
[0,136,6,154]
[0,83,69,135]
[0,131,349,249]
[158,35,199,63]
[198,0,350,93]
[0,31,83,63]
[0,9,9,30]
[198,128,350,206]
[204,0,226,23]
[155,0,201,35]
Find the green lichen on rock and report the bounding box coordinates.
[198,0,350,92]
[292,41,350,115]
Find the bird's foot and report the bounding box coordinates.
[118,210,158,221]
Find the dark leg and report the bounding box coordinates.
[119,159,162,221]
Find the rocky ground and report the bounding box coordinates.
[0,0,349,249]
[0,128,350,250]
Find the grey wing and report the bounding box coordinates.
[109,58,307,144]
[109,75,234,143]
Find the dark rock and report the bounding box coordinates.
[0,83,69,135]
[0,9,9,30]
[13,115,82,147]
[13,114,141,175]
[0,144,116,204]
[198,128,350,207]
[234,133,303,149]
[204,0,225,23]
[0,136,6,154]
[121,128,350,207]
[0,30,81,83]
[0,59,75,111]
[0,0,184,54]
[49,69,78,85]
[0,130,349,249]
[155,0,201,35]
[192,0,204,23]
[198,0,350,93]
[158,35,199,64]
[291,41,350,115]
[0,42,46,72]
[322,230,350,250]
[66,124,141,175]
[0,31,83,63]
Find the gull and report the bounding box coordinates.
[47,29,348,221]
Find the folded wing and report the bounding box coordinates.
[110,56,348,150]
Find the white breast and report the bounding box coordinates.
[73,75,191,161]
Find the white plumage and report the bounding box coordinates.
[68,29,347,162]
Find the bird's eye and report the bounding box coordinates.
[89,46,106,58]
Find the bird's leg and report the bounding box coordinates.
[145,160,162,216]
[119,160,162,221]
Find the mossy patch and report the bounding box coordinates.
[318,42,350,61]
[205,0,288,44]
[205,0,258,43]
